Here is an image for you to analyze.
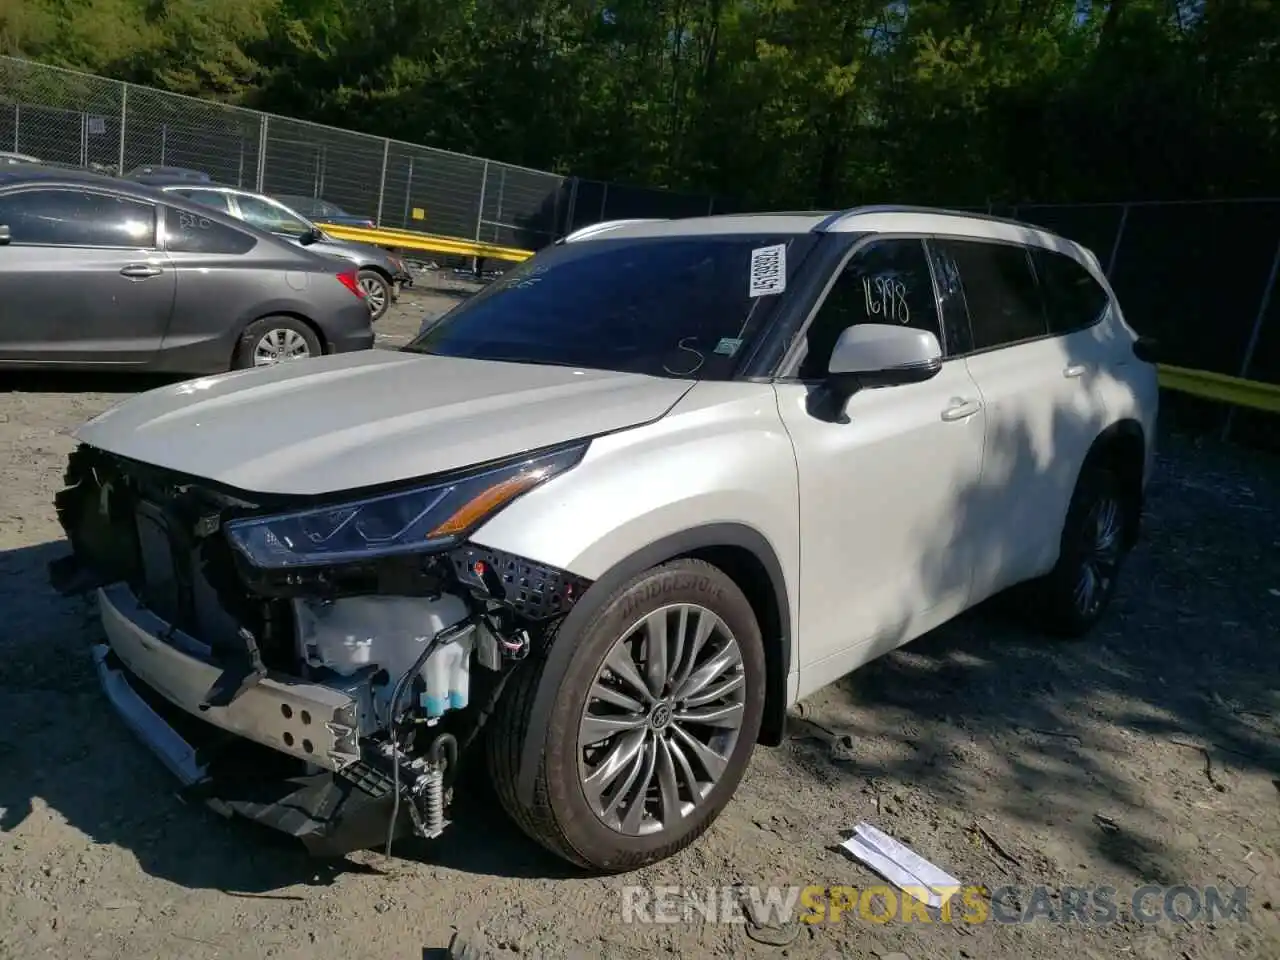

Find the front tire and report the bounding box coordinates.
[357,269,392,321]
[1028,465,1131,638]
[487,559,765,873]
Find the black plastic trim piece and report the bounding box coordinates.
[739,232,866,379]
[516,522,793,805]
[449,544,593,620]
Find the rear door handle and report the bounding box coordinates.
[1063,364,1087,379]
[941,398,982,422]
[120,264,163,280]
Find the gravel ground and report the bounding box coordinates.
[2,279,1279,959]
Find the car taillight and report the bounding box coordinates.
[336,269,365,299]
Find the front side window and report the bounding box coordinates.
[235,194,311,237]
[936,239,1047,350]
[164,206,257,255]
[796,238,942,379]
[0,189,155,247]
[1033,248,1110,335]
[405,233,818,380]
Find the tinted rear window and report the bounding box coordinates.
[405,233,819,379]
[937,238,1047,349]
[1033,248,1110,335]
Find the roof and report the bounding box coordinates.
[565,204,1081,257]
[0,164,158,196]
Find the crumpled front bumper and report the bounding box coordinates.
[92,582,411,856]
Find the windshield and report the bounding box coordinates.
[403,233,816,379]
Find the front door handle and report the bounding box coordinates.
[941,398,982,422]
[1063,364,1087,379]
[120,263,163,280]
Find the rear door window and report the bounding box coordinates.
[0,188,156,247]
[936,239,1047,350]
[1033,248,1110,335]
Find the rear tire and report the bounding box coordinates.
[232,316,321,370]
[357,269,392,322]
[1026,465,1131,638]
[487,559,765,873]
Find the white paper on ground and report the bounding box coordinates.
[841,821,961,909]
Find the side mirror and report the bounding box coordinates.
[1132,336,1158,364]
[811,323,943,422]
[0,224,10,245]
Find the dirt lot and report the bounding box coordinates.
[2,280,1279,959]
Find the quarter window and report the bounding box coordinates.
[0,189,155,247]
[797,238,942,379]
[1033,248,1110,335]
[937,239,1047,350]
[164,206,257,255]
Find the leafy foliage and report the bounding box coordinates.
[2,0,1277,205]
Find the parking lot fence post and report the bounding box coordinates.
[117,82,127,174]
[255,114,269,193]
[1105,203,1130,279]
[1222,236,1280,442]
[473,159,490,273]
[375,137,390,227]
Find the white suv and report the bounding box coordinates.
[51,206,1158,873]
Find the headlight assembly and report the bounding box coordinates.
[224,443,587,569]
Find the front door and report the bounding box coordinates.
[0,187,174,364]
[774,237,987,697]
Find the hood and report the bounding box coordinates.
[75,351,693,496]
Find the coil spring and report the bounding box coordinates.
[421,766,444,838]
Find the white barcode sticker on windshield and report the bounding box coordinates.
[749,243,787,298]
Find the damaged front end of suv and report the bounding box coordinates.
[50,440,592,857]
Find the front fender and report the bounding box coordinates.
[468,381,802,804]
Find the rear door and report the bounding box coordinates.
[0,187,175,364]
[936,238,1107,601]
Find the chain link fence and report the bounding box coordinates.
[1,58,1277,404]
[0,55,567,250]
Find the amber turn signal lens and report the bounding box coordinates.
[429,470,546,538]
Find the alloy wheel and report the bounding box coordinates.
[577,603,747,837]
[358,275,388,314]
[1073,494,1123,617]
[252,328,312,366]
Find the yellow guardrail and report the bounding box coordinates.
[317,222,535,263]
[1158,364,1280,414]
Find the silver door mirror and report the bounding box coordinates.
[810,323,944,422]
[0,224,10,245]
[828,323,943,384]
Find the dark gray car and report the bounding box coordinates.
[145,182,411,321]
[0,166,374,373]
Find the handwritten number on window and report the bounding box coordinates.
[178,212,213,231]
[861,275,911,325]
